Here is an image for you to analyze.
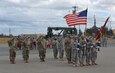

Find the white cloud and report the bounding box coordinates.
[7,0,22,4]
[0,23,21,29]
[0,0,115,35]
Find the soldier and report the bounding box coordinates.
[27,37,31,50]
[71,36,79,67]
[65,35,72,64]
[17,36,21,50]
[30,37,34,50]
[37,36,47,62]
[79,37,87,66]
[96,41,101,51]
[32,37,37,50]
[78,37,84,67]
[52,37,58,59]
[90,43,98,65]
[21,37,30,63]
[86,38,92,66]
[103,37,108,47]
[8,37,16,64]
[57,36,64,60]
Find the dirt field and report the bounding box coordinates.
[0,38,11,44]
[0,37,115,44]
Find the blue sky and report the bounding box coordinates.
[0,0,114,35]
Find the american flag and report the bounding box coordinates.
[64,9,87,26]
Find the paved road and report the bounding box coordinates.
[0,43,115,73]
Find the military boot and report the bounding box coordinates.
[12,60,16,64]
[25,60,29,63]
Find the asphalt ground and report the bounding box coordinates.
[0,42,115,73]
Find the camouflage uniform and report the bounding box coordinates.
[8,38,16,64]
[52,38,58,59]
[57,37,64,60]
[37,37,46,62]
[27,38,31,50]
[32,37,37,50]
[21,39,30,63]
[65,36,72,64]
[71,38,78,66]
[17,37,21,50]
[103,37,107,47]
[86,41,92,66]
[79,37,87,66]
[90,43,98,65]
[78,43,84,66]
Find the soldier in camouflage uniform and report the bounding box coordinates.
[91,39,100,65]
[57,36,64,60]
[8,37,16,64]
[78,38,84,66]
[86,37,93,66]
[37,36,47,62]
[71,36,79,67]
[27,37,31,50]
[79,37,87,66]
[21,37,30,63]
[52,37,58,59]
[90,43,98,65]
[65,35,72,64]
[17,36,22,50]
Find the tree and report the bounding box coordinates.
[107,29,113,37]
[86,28,92,36]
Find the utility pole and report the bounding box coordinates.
[9,27,11,37]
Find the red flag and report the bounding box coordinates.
[64,9,87,26]
[95,17,110,41]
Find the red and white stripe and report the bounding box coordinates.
[64,14,87,26]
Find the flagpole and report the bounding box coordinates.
[79,24,81,36]
[64,7,87,35]
[72,6,78,35]
[84,8,88,36]
[84,24,87,36]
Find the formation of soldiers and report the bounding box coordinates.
[8,35,101,67]
[8,35,46,64]
[51,35,100,67]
